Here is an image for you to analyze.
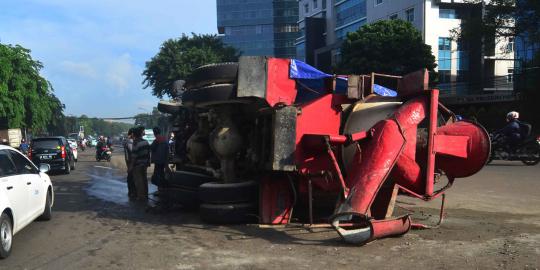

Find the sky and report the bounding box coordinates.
[0,0,217,118]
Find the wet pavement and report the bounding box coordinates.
[0,150,539,269]
[85,164,157,207]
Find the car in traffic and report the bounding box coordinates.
[29,137,76,174]
[0,145,54,259]
[66,139,79,162]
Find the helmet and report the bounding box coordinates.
[506,111,519,120]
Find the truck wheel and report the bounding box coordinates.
[167,170,216,190]
[159,187,199,210]
[200,202,258,224]
[185,62,238,89]
[199,181,258,204]
[157,100,183,114]
[181,84,237,107]
[0,213,12,259]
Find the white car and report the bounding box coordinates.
[67,139,78,162]
[0,145,54,259]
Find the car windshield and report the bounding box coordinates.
[32,139,61,149]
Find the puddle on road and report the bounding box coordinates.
[86,165,157,206]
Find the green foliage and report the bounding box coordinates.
[0,43,64,132]
[338,20,437,75]
[64,115,132,137]
[142,33,239,98]
[133,107,168,130]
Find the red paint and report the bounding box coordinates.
[265,58,297,107]
[425,90,439,196]
[370,216,411,241]
[296,94,341,175]
[260,175,294,224]
[435,121,490,178]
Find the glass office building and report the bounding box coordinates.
[335,0,367,40]
[217,0,299,58]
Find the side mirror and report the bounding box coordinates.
[39,164,51,173]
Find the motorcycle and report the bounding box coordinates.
[78,141,86,151]
[489,133,540,166]
[96,146,112,162]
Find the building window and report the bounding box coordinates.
[389,13,398,20]
[406,8,414,22]
[276,24,299,33]
[438,37,452,71]
[439,9,456,19]
[507,37,515,52]
[335,0,367,28]
[507,69,514,83]
[375,0,383,6]
[305,3,309,14]
[313,0,318,9]
[439,70,451,84]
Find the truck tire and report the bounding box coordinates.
[185,62,238,89]
[200,202,258,224]
[182,84,236,107]
[167,170,216,190]
[199,181,258,204]
[157,100,183,114]
[158,187,199,209]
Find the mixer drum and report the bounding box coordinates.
[341,96,402,173]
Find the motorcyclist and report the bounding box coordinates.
[96,136,107,159]
[496,111,522,149]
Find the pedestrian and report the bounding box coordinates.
[130,126,151,201]
[150,127,169,187]
[123,128,136,199]
[19,139,30,155]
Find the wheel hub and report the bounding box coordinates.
[1,220,12,252]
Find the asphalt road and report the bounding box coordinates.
[1,150,539,270]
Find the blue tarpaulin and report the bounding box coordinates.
[289,59,397,101]
[373,84,397,97]
[290,59,331,79]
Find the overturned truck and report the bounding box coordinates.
[157,56,490,244]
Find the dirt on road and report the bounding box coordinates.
[1,151,539,270]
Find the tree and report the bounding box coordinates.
[338,20,437,76]
[134,107,168,130]
[142,33,240,98]
[0,43,64,133]
[452,1,540,45]
[455,0,540,129]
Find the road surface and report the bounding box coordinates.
[1,150,539,269]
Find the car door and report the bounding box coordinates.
[0,150,28,231]
[8,150,44,219]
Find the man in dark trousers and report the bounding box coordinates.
[123,128,136,198]
[150,127,169,187]
[130,127,151,201]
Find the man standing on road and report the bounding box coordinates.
[123,128,136,199]
[130,127,151,201]
[150,127,169,187]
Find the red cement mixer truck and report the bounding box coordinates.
[156,56,490,245]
